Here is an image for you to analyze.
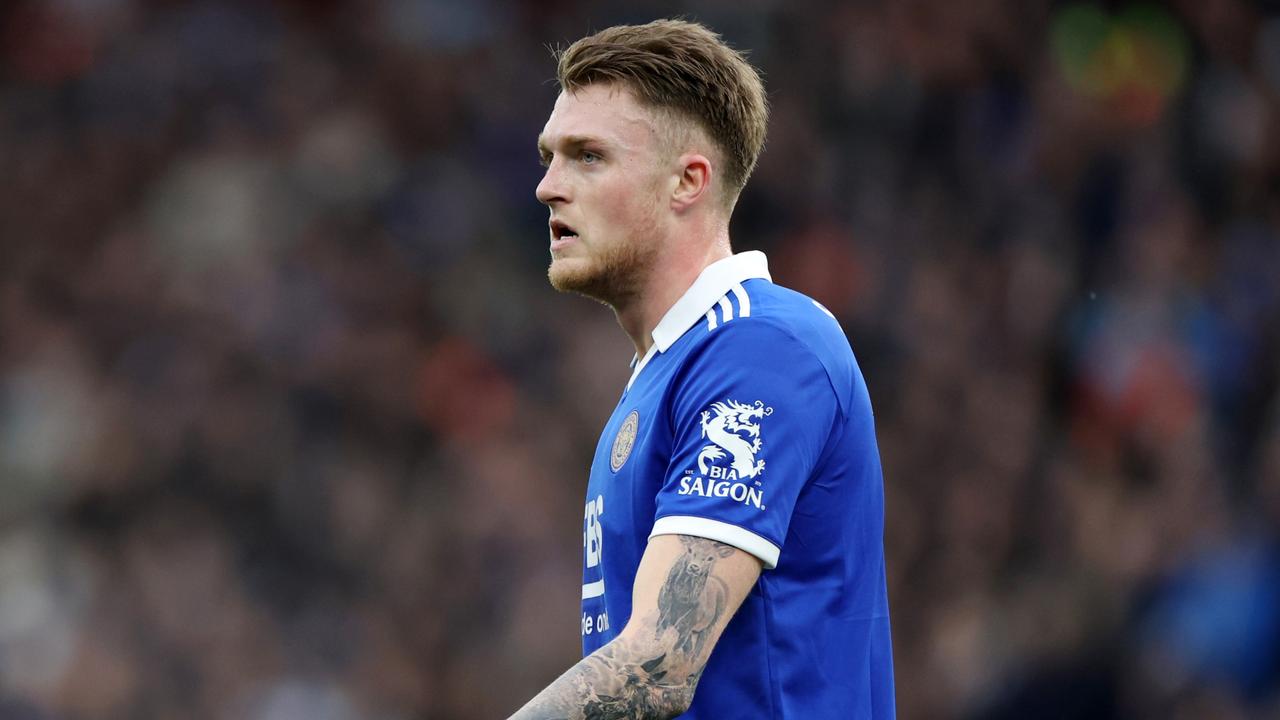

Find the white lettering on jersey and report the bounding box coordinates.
[584,495,604,569]
[581,608,610,636]
[678,474,765,509]
[582,495,610,635]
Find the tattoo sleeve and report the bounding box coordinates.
[508,536,747,720]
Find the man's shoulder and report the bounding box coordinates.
[683,279,852,364]
[665,279,863,416]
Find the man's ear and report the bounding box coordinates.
[670,153,713,211]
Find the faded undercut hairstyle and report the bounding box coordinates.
[555,19,769,208]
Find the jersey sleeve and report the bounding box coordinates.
[650,319,838,569]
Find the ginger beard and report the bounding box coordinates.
[547,218,662,307]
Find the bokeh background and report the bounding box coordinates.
[2,0,1280,718]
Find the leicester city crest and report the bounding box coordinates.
[611,410,639,472]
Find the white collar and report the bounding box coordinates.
[626,251,772,386]
[650,250,772,351]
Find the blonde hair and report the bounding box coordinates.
[556,19,769,204]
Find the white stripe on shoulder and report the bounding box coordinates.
[812,299,837,319]
[717,296,733,323]
[705,309,717,330]
[731,283,751,318]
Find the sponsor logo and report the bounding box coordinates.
[678,474,764,509]
[582,494,611,636]
[610,410,639,472]
[678,399,773,510]
[697,399,772,478]
[584,495,604,570]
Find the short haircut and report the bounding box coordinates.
[555,19,768,206]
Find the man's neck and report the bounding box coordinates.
[615,232,732,359]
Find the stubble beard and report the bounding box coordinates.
[548,232,660,309]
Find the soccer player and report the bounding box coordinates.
[510,19,895,720]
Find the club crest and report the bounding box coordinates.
[611,410,639,472]
[697,399,774,479]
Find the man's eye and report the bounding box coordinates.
[581,151,600,164]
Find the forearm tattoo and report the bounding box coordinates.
[510,537,737,720]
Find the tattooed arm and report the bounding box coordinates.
[508,534,762,720]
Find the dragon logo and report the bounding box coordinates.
[696,399,774,479]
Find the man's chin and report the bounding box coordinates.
[548,257,617,304]
[548,240,655,306]
[548,257,597,293]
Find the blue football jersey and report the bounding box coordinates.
[579,251,896,718]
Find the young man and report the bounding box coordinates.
[511,19,895,719]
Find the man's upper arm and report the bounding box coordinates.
[618,533,762,686]
[654,318,840,571]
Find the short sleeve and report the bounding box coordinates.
[650,320,838,569]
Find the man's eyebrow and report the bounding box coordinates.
[537,134,607,154]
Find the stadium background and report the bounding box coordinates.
[1,0,1279,718]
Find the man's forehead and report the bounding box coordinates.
[539,84,657,148]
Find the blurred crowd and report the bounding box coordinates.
[2,0,1279,718]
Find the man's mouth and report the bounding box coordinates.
[550,219,579,241]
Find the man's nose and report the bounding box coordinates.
[536,163,568,205]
